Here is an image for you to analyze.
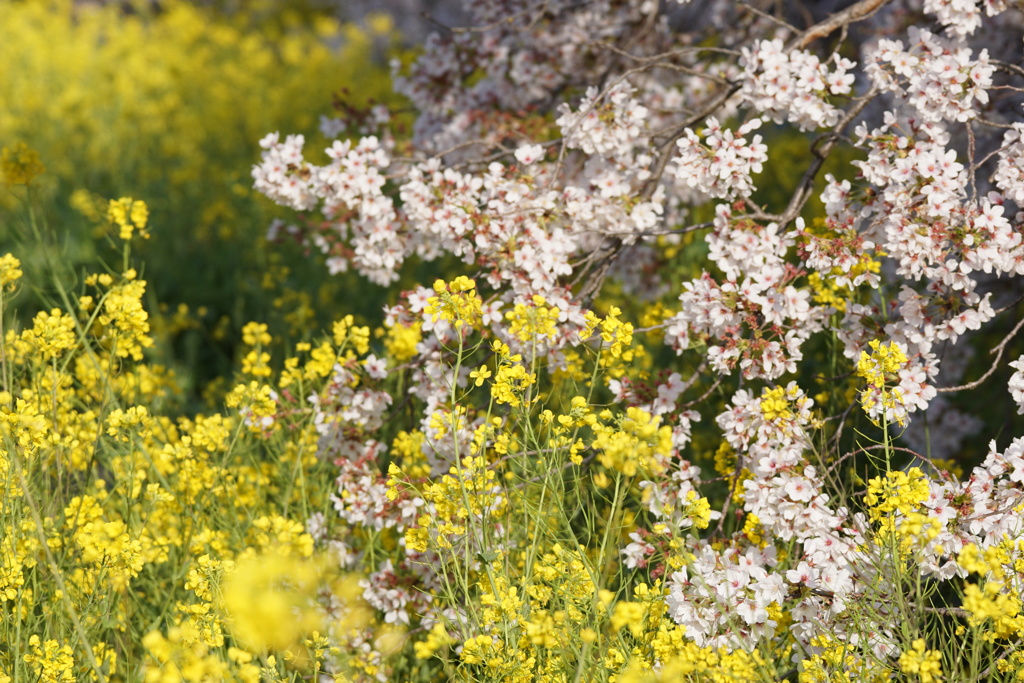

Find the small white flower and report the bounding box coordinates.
[364,353,389,379]
[514,143,545,166]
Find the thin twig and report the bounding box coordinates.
[979,639,1023,679]
[827,444,928,476]
[590,40,734,85]
[921,606,971,618]
[680,376,722,410]
[826,400,858,452]
[738,2,800,35]
[937,311,1024,393]
[713,458,744,538]
[992,59,1024,80]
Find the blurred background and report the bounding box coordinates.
[0,0,426,398]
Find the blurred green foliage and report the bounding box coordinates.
[0,0,399,395]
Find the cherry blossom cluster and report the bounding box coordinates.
[253,133,317,211]
[710,386,901,654]
[1010,356,1024,414]
[331,454,423,532]
[310,363,393,461]
[801,184,881,289]
[993,124,1024,206]
[912,437,1024,576]
[556,83,650,160]
[739,38,855,130]
[360,559,437,626]
[670,117,767,200]
[390,0,660,153]
[254,133,401,285]
[670,290,812,380]
[666,543,785,650]
[924,0,1008,38]
[866,27,994,123]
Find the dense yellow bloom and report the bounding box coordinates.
[899,639,944,683]
[415,455,504,551]
[73,518,146,591]
[525,609,563,647]
[0,0,393,201]
[404,523,430,553]
[247,514,314,558]
[506,295,560,344]
[97,278,154,360]
[0,253,22,290]
[425,276,483,330]
[529,543,595,607]
[333,314,370,355]
[460,634,495,665]
[480,574,524,625]
[857,339,908,379]
[241,349,272,377]
[23,636,74,683]
[681,490,713,530]
[240,321,271,346]
[302,341,338,379]
[21,309,77,360]
[390,429,429,479]
[592,407,672,477]
[220,554,339,652]
[996,651,1024,681]
[856,339,909,425]
[106,405,153,439]
[187,412,233,452]
[611,601,647,636]
[414,622,454,659]
[584,306,635,364]
[865,467,930,521]
[760,386,794,421]
[492,361,536,407]
[384,320,422,362]
[225,381,277,433]
[962,581,1024,640]
[807,271,850,311]
[0,397,48,451]
[141,626,232,683]
[617,641,761,683]
[107,197,150,241]
[795,634,896,682]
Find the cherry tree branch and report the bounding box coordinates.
[992,59,1024,80]
[937,308,1024,393]
[791,0,892,49]
[776,87,880,225]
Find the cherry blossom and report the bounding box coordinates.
[251,0,1024,669]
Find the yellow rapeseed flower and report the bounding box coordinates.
[0,253,22,290]
[898,639,944,683]
[107,197,151,240]
[0,142,44,186]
